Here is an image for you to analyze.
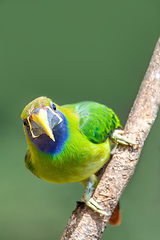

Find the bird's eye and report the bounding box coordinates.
[50,102,56,111]
[23,119,29,128]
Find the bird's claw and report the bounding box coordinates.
[110,129,137,145]
[81,175,111,216]
[81,195,111,216]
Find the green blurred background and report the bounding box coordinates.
[0,1,160,239]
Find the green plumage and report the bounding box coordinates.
[21,97,130,215]
[65,101,121,143]
[22,98,120,182]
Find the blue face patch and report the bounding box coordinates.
[27,110,69,156]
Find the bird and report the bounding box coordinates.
[21,96,135,220]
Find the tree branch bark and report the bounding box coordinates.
[61,37,160,240]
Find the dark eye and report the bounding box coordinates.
[50,102,56,111]
[23,119,29,128]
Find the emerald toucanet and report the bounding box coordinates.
[21,96,134,217]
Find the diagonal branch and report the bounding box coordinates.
[61,37,160,240]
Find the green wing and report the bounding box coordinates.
[65,102,121,144]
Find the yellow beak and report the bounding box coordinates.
[30,108,55,141]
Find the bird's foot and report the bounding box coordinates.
[110,129,137,145]
[80,175,111,216]
[81,195,111,216]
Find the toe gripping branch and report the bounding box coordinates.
[110,129,137,146]
[81,175,111,216]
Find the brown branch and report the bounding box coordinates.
[61,37,160,240]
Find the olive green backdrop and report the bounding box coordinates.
[1,1,160,239]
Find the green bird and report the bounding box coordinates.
[21,96,134,216]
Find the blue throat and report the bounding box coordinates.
[27,111,69,155]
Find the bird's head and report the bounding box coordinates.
[21,96,68,154]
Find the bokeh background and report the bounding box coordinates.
[1,1,160,239]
